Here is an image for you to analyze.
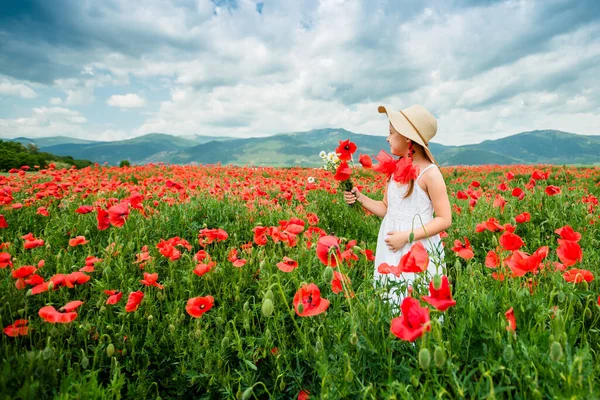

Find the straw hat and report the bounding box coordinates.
[378,104,438,165]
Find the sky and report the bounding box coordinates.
[0,0,599,146]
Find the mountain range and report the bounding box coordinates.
[6,129,600,167]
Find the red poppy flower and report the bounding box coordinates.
[61,300,84,312]
[140,272,164,289]
[359,154,372,168]
[393,157,419,184]
[335,139,357,161]
[75,205,94,214]
[372,150,399,177]
[104,290,123,305]
[331,271,353,297]
[69,236,89,247]
[451,237,474,260]
[511,187,525,200]
[390,297,431,342]
[506,250,543,277]
[276,256,298,272]
[3,319,28,337]
[108,202,129,228]
[505,307,516,331]
[293,283,330,317]
[194,261,216,277]
[556,239,583,267]
[421,276,456,311]
[39,305,77,324]
[563,268,594,283]
[333,161,351,181]
[515,212,531,224]
[485,250,500,268]
[0,252,12,269]
[125,291,144,312]
[298,390,310,400]
[316,236,341,267]
[97,208,110,230]
[186,295,214,318]
[36,207,50,217]
[499,232,524,251]
[0,214,7,229]
[398,242,430,274]
[545,185,561,196]
[554,225,581,242]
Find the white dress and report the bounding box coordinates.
[374,164,446,306]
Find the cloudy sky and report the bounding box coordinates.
[0,0,599,145]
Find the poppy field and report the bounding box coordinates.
[1,161,600,399]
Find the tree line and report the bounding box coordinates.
[0,140,93,171]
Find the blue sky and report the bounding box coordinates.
[0,0,599,145]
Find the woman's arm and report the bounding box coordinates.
[343,186,388,218]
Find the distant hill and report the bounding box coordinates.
[4,129,599,166]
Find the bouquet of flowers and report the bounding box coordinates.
[320,139,357,193]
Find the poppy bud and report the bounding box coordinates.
[367,301,375,315]
[27,351,36,362]
[42,346,53,360]
[510,217,517,226]
[314,339,323,353]
[433,274,442,290]
[81,356,89,369]
[408,232,415,243]
[47,281,55,291]
[585,308,592,319]
[491,235,498,247]
[550,341,563,362]
[418,348,431,369]
[557,291,565,303]
[265,289,274,300]
[243,301,250,312]
[26,289,33,297]
[221,336,230,350]
[279,379,286,391]
[106,343,115,357]
[297,303,304,314]
[503,345,514,362]
[100,306,106,313]
[241,387,253,400]
[259,259,265,269]
[434,347,446,368]
[349,332,358,345]
[264,328,271,342]
[169,324,175,333]
[147,315,153,321]
[352,245,363,252]
[345,367,354,383]
[411,375,419,388]
[261,298,274,317]
[453,259,461,270]
[323,266,334,284]
[195,329,201,338]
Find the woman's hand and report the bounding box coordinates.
[343,187,362,205]
[385,231,410,252]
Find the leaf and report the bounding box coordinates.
[243,359,257,371]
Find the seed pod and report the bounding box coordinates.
[550,341,563,362]
[434,346,446,368]
[503,345,514,362]
[297,303,304,315]
[261,298,274,318]
[323,266,334,284]
[106,343,115,357]
[419,348,431,369]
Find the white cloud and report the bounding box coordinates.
[0,79,38,99]
[0,107,87,139]
[107,93,147,109]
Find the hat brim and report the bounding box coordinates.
[378,105,438,165]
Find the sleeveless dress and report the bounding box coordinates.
[373,164,446,305]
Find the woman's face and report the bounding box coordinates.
[386,123,408,157]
